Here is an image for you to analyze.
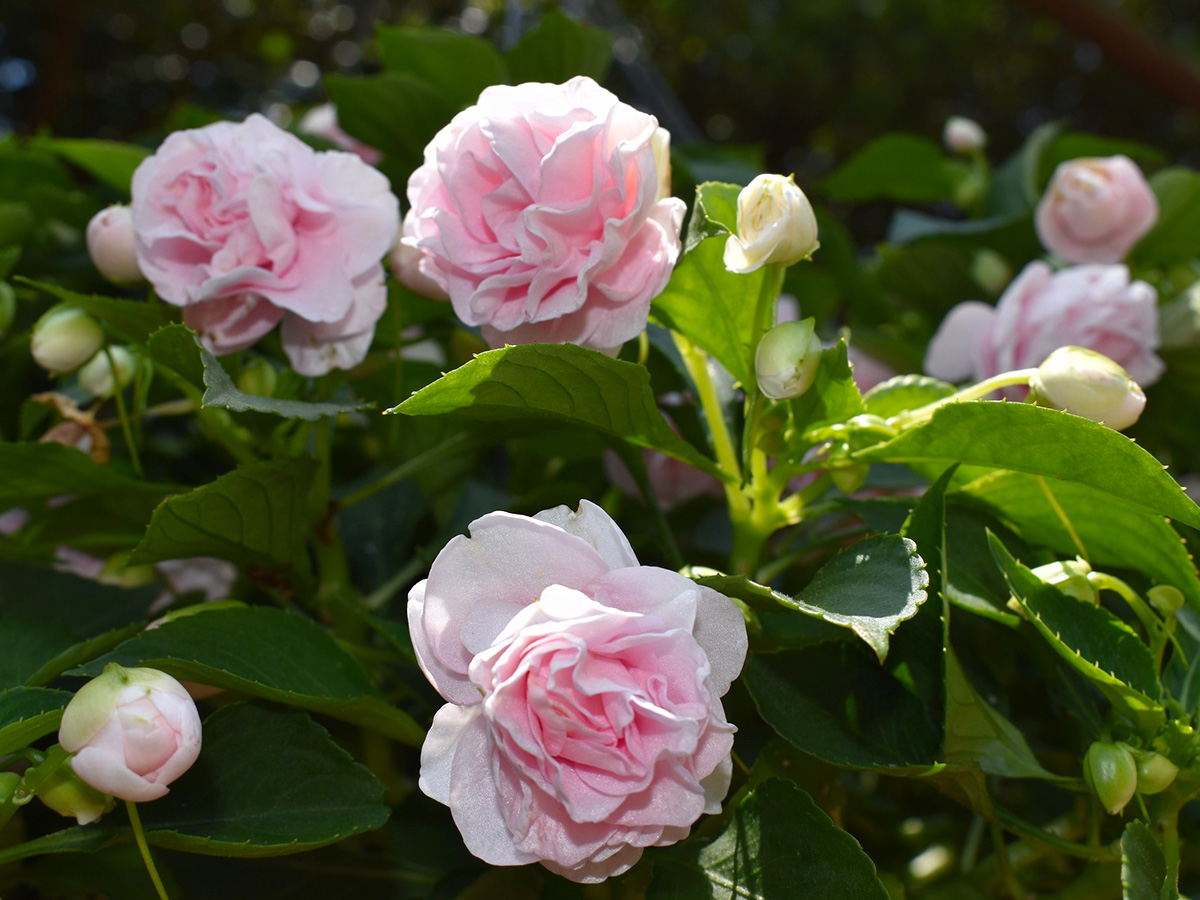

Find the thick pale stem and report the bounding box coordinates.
[889,368,1038,431]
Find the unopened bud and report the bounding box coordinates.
[1028,346,1146,431]
[86,205,143,285]
[1148,585,1184,616]
[1085,741,1138,815]
[77,345,137,398]
[1031,558,1096,604]
[943,116,987,155]
[35,761,117,825]
[1136,752,1179,795]
[237,356,278,397]
[724,174,819,274]
[31,307,105,375]
[756,318,823,400]
[830,463,869,495]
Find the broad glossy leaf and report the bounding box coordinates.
[856,403,1200,530]
[73,606,423,745]
[199,343,372,419]
[873,242,980,318]
[0,687,71,756]
[0,443,172,507]
[962,471,1200,611]
[36,138,149,193]
[505,9,612,84]
[648,779,889,900]
[864,374,956,419]
[391,343,724,478]
[1130,168,1200,268]
[1121,820,1167,900]
[885,210,1040,265]
[941,500,1025,626]
[683,181,740,252]
[0,704,390,863]
[822,134,955,203]
[129,459,318,575]
[377,26,508,109]
[651,235,763,388]
[16,278,172,343]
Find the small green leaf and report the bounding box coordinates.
[648,779,889,900]
[505,9,612,85]
[855,403,1200,531]
[0,687,72,756]
[73,606,423,745]
[16,278,172,344]
[198,341,373,419]
[376,26,508,109]
[129,459,318,576]
[146,323,204,391]
[1121,820,1167,900]
[1131,167,1200,268]
[683,181,741,252]
[652,234,763,388]
[789,338,867,446]
[392,343,725,479]
[864,374,956,419]
[822,134,956,203]
[35,139,149,194]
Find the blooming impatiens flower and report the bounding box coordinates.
[1035,155,1158,264]
[402,76,686,352]
[58,664,202,802]
[925,261,1163,389]
[131,114,400,375]
[724,174,819,274]
[408,501,747,882]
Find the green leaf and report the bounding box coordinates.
[864,374,956,419]
[0,704,390,863]
[648,779,889,900]
[16,278,172,344]
[987,121,1063,216]
[198,341,373,419]
[885,210,1040,265]
[652,235,763,387]
[146,323,205,391]
[988,533,1163,724]
[129,459,318,575]
[25,622,145,688]
[1130,168,1200,268]
[73,606,423,745]
[961,471,1200,612]
[789,338,867,446]
[0,686,71,756]
[822,135,956,204]
[684,181,741,253]
[943,651,1057,780]
[855,403,1200,530]
[873,242,980,319]
[0,443,172,507]
[376,26,508,109]
[505,9,612,85]
[35,139,149,194]
[941,500,1025,626]
[391,343,725,479]
[1121,820,1167,900]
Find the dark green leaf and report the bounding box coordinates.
[684,181,740,252]
[505,9,612,85]
[391,343,724,479]
[146,323,205,391]
[648,779,889,900]
[1130,168,1200,268]
[1121,820,1167,900]
[986,121,1063,216]
[16,278,172,344]
[73,606,422,745]
[0,443,172,506]
[873,242,980,319]
[941,500,1025,626]
[0,686,71,756]
[199,342,373,419]
[822,135,955,203]
[855,403,1200,530]
[35,139,149,193]
[885,210,1041,266]
[376,26,508,109]
[129,459,318,575]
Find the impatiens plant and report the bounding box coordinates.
[6,9,1200,900]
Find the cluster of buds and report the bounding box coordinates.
[1085,740,1179,815]
[29,307,138,397]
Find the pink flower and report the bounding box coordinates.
[1035,156,1158,264]
[408,501,747,882]
[59,664,202,802]
[925,262,1163,389]
[403,77,686,352]
[297,103,383,165]
[131,114,400,376]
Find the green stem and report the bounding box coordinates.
[989,817,1024,900]
[337,432,472,511]
[672,332,742,487]
[106,346,143,477]
[889,368,1038,431]
[1164,808,1181,896]
[126,800,171,900]
[615,443,684,570]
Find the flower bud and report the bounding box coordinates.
[236,356,278,397]
[58,663,202,802]
[86,205,143,285]
[77,345,137,399]
[1028,346,1146,431]
[35,761,117,825]
[1136,752,1179,795]
[1148,585,1185,616]
[1031,558,1097,604]
[943,116,987,155]
[31,307,105,375]
[755,318,823,400]
[830,463,869,495]
[1085,741,1138,815]
[724,174,819,274]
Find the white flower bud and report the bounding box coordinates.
[755,318,823,400]
[86,205,143,285]
[943,116,987,154]
[724,174,819,274]
[1028,346,1146,431]
[1031,558,1096,604]
[31,307,105,375]
[78,345,137,399]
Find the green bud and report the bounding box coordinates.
[31,307,105,375]
[830,463,869,495]
[237,356,278,397]
[1136,752,1179,795]
[755,318,823,400]
[1031,559,1096,604]
[35,760,116,825]
[77,346,137,399]
[1085,741,1138,815]
[1148,585,1185,617]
